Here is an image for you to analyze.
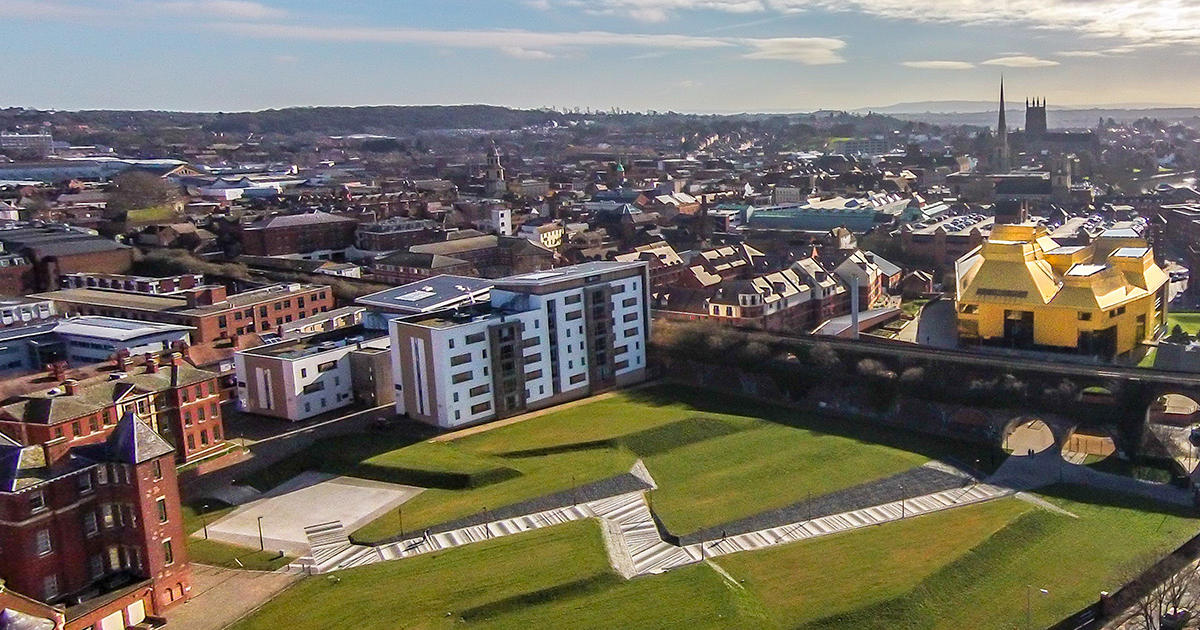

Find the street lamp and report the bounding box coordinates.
[200,502,210,539]
[257,515,265,551]
[1027,585,1049,629]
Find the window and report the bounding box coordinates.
[303,381,325,394]
[201,430,209,446]
[97,466,108,485]
[451,371,472,384]
[183,411,192,427]
[152,459,163,481]
[450,353,471,366]
[35,529,52,556]
[470,401,492,414]
[107,546,120,570]
[163,540,174,565]
[564,294,582,304]
[217,315,227,328]
[622,312,638,322]
[88,416,98,432]
[318,360,337,372]
[72,421,82,436]
[1078,312,1092,321]
[78,473,92,494]
[42,575,58,600]
[84,511,98,537]
[187,434,195,450]
[156,497,168,523]
[300,368,307,378]
[469,384,490,396]
[452,392,459,403]
[198,407,206,422]
[623,297,637,307]
[465,332,486,344]
[88,554,104,579]
[29,490,46,513]
[570,373,587,385]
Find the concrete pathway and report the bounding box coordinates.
[161,564,299,630]
[287,462,1013,578]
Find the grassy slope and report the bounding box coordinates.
[234,489,1200,630]
[351,385,959,542]
[716,498,1033,624]
[232,520,613,630]
[775,487,1200,629]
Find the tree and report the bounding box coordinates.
[1130,561,1200,630]
[107,170,178,212]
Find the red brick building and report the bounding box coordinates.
[0,411,192,630]
[0,354,226,464]
[238,211,358,257]
[30,281,335,343]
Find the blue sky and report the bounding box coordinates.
[2,0,1198,112]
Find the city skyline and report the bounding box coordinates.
[2,0,1200,112]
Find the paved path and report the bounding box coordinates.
[161,564,299,630]
[287,461,1013,577]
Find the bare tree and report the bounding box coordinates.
[1131,561,1200,630]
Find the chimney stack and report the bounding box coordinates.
[169,352,185,368]
[144,353,158,373]
[63,379,78,396]
[115,349,131,371]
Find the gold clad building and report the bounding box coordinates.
[954,223,1168,357]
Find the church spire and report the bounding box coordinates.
[997,77,1010,172]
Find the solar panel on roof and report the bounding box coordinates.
[396,290,437,302]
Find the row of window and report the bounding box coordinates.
[183,402,220,426]
[184,427,220,451]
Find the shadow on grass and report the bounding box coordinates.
[628,382,1001,474]
[496,417,744,459]
[458,574,620,622]
[1035,483,1199,518]
[235,426,434,492]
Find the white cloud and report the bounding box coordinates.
[0,0,284,20]
[981,55,1060,67]
[538,0,1200,51]
[214,22,846,64]
[501,47,556,60]
[272,54,297,63]
[740,37,845,64]
[902,60,974,70]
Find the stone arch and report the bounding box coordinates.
[1060,424,1119,465]
[1000,416,1058,455]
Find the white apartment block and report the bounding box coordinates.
[235,329,392,421]
[391,261,649,429]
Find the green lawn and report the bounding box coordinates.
[234,486,1200,630]
[756,487,1200,629]
[315,385,976,542]
[716,498,1033,624]
[1169,312,1200,336]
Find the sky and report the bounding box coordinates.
[2,0,1199,113]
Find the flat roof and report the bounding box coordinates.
[29,288,187,312]
[241,327,387,360]
[357,275,492,313]
[54,316,193,341]
[494,261,644,288]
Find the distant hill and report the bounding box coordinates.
[0,105,574,136]
[854,101,1200,129]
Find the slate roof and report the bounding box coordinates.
[1,362,217,425]
[244,210,356,230]
[99,412,175,464]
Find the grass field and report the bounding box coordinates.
[242,385,983,543]
[234,487,1200,629]
[1169,312,1200,336]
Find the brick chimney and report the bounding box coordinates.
[168,352,185,368]
[115,349,132,371]
[144,353,158,373]
[63,379,78,396]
